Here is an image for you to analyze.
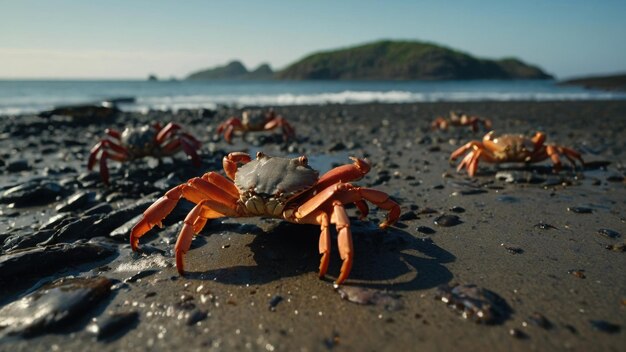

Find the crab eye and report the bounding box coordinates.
[256,152,266,159]
[298,156,308,166]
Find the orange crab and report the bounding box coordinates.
[431,110,492,133]
[450,131,584,177]
[216,109,295,143]
[130,152,400,285]
[88,122,202,184]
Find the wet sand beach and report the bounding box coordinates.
[0,100,624,351]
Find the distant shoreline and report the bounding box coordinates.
[560,73,626,92]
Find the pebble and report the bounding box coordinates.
[435,284,511,324]
[336,286,403,311]
[399,211,418,221]
[501,243,524,254]
[495,171,544,184]
[567,206,592,214]
[589,320,621,334]
[186,309,208,325]
[433,214,462,227]
[533,222,557,230]
[6,159,30,172]
[0,277,112,337]
[87,311,139,340]
[269,295,283,311]
[596,228,621,239]
[449,206,465,213]
[525,312,552,329]
[417,226,436,235]
[568,269,586,279]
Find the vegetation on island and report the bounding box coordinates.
[186,40,553,81]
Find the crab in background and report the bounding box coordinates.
[450,131,584,177]
[130,152,400,285]
[88,122,202,184]
[431,110,492,133]
[216,109,295,143]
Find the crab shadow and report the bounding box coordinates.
[185,220,455,292]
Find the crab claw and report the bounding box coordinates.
[130,186,183,251]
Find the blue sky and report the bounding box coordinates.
[1,0,625,79]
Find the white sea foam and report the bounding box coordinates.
[2,81,626,115]
[127,90,626,113]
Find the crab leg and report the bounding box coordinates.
[130,177,238,251]
[105,128,122,140]
[313,157,371,192]
[450,141,484,161]
[180,137,202,167]
[175,199,238,274]
[289,209,332,279]
[331,201,353,285]
[545,145,563,172]
[202,172,239,199]
[88,139,128,170]
[264,115,296,140]
[216,117,244,143]
[560,146,584,167]
[431,117,448,130]
[295,183,400,230]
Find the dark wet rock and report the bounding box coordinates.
[417,226,436,235]
[0,180,65,207]
[39,213,74,231]
[186,309,208,325]
[87,311,139,340]
[596,228,621,239]
[55,191,96,213]
[39,214,104,247]
[435,284,512,324]
[109,214,141,242]
[568,269,586,279]
[399,211,418,221]
[496,195,519,203]
[39,104,120,123]
[6,159,30,172]
[82,202,115,216]
[418,207,438,215]
[433,214,462,227]
[0,277,113,337]
[124,269,159,283]
[449,206,465,213]
[93,199,155,242]
[451,188,487,196]
[583,160,611,169]
[605,172,624,182]
[372,173,391,186]
[328,142,346,152]
[509,328,529,339]
[432,184,444,190]
[534,222,557,230]
[589,320,621,333]
[269,295,283,311]
[0,242,115,282]
[336,286,403,311]
[525,312,553,329]
[501,243,523,254]
[495,171,545,184]
[176,294,196,310]
[567,206,593,214]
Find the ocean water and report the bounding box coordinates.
[1,79,625,115]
